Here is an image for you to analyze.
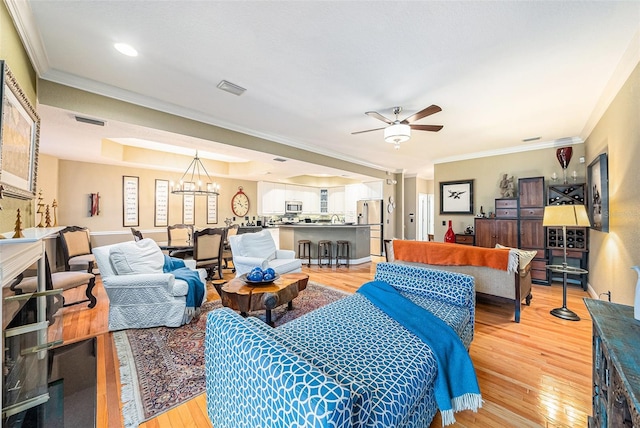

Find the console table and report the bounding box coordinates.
[584,298,640,427]
[1,227,64,422]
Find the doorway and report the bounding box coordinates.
[418,193,434,241]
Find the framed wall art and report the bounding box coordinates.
[122,175,139,227]
[587,153,609,232]
[0,61,40,199]
[207,191,218,224]
[154,179,169,227]
[440,179,474,214]
[182,186,195,225]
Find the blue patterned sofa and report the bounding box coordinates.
[205,262,478,427]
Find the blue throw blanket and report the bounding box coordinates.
[163,255,205,309]
[357,280,482,426]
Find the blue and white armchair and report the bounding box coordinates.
[228,230,302,277]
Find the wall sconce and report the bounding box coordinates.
[386,179,397,185]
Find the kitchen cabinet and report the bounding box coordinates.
[328,187,345,213]
[257,182,286,215]
[474,218,518,248]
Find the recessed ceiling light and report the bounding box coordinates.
[114,43,138,57]
[273,157,287,162]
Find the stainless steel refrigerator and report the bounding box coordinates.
[357,199,384,256]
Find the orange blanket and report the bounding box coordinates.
[393,240,511,271]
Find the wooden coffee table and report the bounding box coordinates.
[218,273,309,326]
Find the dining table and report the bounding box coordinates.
[157,240,194,258]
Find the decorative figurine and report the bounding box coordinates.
[13,209,24,238]
[36,190,45,227]
[45,205,52,227]
[499,174,516,198]
[52,199,58,226]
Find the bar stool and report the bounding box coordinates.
[297,239,312,267]
[317,240,332,267]
[335,240,351,267]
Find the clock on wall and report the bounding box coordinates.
[231,186,250,217]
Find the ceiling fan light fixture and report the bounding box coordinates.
[384,123,411,145]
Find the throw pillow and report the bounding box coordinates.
[109,238,165,275]
[241,230,277,261]
[495,244,537,270]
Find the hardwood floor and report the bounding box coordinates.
[61,260,594,427]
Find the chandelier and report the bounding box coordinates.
[171,151,220,196]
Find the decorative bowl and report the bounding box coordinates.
[239,273,280,286]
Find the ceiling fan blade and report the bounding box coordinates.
[410,124,443,132]
[365,111,393,124]
[401,105,442,124]
[351,127,386,135]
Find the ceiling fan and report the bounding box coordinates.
[352,105,443,148]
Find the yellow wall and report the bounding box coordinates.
[434,144,587,239]
[55,159,259,243]
[584,62,640,305]
[0,2,38,232]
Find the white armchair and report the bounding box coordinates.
[92,239,206,330]
[229,229,302,277]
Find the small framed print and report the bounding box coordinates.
[154,179,169,227]
[182,186,195,225]
[207,192,218,224]
[440,179,474,214]
[122,176,139,227]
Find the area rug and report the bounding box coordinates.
[114,281,349,427]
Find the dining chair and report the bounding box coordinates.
[10,254,97,310]
[130,227,144,241]
[193,227,226,280]
[222,224,239,272]
[167,224,194,258]
[59,226,97,273]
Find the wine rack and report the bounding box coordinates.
[547,183,586,205]
[547,227,588,250]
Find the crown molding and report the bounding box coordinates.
[433,136,584,165]
[5,0,50,75]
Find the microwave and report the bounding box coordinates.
[285,201,303,213]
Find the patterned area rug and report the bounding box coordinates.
[114,281,348,427]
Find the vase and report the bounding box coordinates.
[444,220,455,243]
[556,147,573,184]
[632,266,640,320]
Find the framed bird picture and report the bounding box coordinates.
[440,179,474,214]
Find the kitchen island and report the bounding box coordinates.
[278,224,371,265]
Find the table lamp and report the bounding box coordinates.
[543,204,591,321]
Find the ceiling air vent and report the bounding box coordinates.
[75,116,105,126]
[217,80,246,96]
[273,157,287,162]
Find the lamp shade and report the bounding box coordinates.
[384,124,411,144]
[542,204,591,227]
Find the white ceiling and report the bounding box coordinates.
[8,1,640,181]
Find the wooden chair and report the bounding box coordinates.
[59,226,96,273]
[193,228,226,280]
[10,255,97,309]
[167,224,194,258]
[222,224,239,271]
[130,227,144,241]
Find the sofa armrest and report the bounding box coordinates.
[374,262,476,326]
[275,249,296,259]
[102,273,178,304]
[205,308,353,427]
